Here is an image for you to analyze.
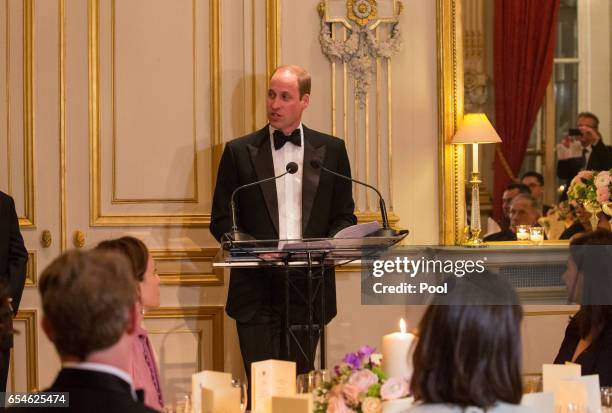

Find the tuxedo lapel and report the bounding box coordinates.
[247,127,279,236]
[302,126,326,235]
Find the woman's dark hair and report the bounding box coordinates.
[570,229,612,340]
[411,272,523,408]
[95,236,149,282]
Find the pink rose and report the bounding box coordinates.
[597,187,610,203]
[380,377,410,400]
[578,170,594,180]
[595,171,611,188]
[361,397,383,413]
[326,396,353,413]
[341,384,362,406]
[348,369,379,392]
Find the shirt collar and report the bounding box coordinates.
[62,361,137,400]
[269,123,303,139]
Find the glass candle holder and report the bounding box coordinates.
[530,226,544,243]
[516,225,531,240]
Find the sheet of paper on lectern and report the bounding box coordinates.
[542,363,581,393]
[251,359,296,413]
[271,394,312,413]
[192,370,234,413]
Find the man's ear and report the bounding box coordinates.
[125,303,138,335]
[41,316,56,343]
[301,93,310,109]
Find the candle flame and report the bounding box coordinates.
[400,318,406,334]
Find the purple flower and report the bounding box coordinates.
[359,345,376,358]
[343,352,362,370]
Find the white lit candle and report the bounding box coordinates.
[382,319,416,380]
[516,225,530,241]
[530,227,544,243]
[472,143,479,174]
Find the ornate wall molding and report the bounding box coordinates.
[463,0,488,113]
[318,0,402,107]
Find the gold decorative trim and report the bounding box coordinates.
[356,211,400,226]
[9,0,36,228]
[437,0,465,244]
[89,0,220,226]
[145,306,224,371]
[210,0,222,189]
[5,0,11,195]
[149,248,223,286]
[524,309,578,317]
[110,0,198,204]
[516,287,568,301]
[59,0,67,251]
[347,0,377,27]
[266,0,281,80]
[24,251,36,286]
[14,309,38,391]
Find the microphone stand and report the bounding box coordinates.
[311,160,404,237]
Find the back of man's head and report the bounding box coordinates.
[505,183,531,195]
[39,249,137,360]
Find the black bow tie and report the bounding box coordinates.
[273,129,301,150]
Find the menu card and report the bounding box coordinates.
[542,363,581,393]
[271,394,312,413]
[251,359,296,413]
[192,370,238,413]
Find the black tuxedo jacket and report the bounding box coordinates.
[7,368,158,412]
[210,125,356,323]
[557,139,612,199]
[0,192,27,351]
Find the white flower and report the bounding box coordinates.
[361,397,382,413]
[595,171,611,188]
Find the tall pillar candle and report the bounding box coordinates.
[382,319,416,380]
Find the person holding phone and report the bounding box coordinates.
[556,112,612,201]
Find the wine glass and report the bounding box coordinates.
[232,378,248,413]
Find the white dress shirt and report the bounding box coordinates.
[269,124,304,241]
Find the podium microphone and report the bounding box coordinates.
[227,162,299,242]
[310,159,402,237]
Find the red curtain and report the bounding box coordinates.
[492,0,560,224]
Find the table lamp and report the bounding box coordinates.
[452,113,502,246]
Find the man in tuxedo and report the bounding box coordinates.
[10,250,157,412]
[0,191,28,392]
[485,194,542,241]
[557,112,612,200]
[210,65,356,388]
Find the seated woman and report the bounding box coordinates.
[555,229,612,386]
[407,273,534,413]
[96,236,163,411]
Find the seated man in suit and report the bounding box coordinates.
[10,250,158,413]
[521,171,553,216]
[557,112,612,200]
[485,194,541,241]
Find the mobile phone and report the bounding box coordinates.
[568,128,582,137]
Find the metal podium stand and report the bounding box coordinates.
[213,234,407,370]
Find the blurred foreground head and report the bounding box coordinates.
[411,272,523,408]
[39,249,138,360]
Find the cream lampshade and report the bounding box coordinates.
[452,113,502,246]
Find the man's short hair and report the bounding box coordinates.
[271,65,311,98]
[511,193,539,211]
[521,171,544,186]
[505,183,531,195]
[578,112,600,129]
[39,249,137,360]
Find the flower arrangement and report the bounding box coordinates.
[314,345,410,413]
[567,169,612,216]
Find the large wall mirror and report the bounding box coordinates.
[442,0,612,243]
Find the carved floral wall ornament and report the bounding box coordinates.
[318,0,403,107]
